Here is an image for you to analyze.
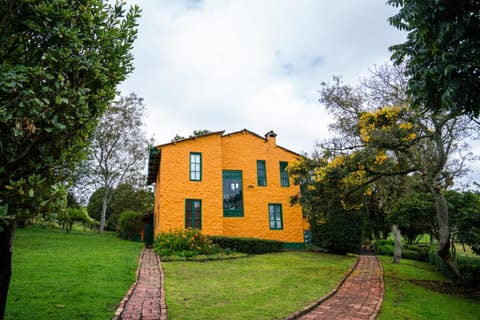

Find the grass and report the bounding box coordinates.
[162,251,357,320]
[8,227,478,320]
[377,256,480,320]
[6,225,143,320]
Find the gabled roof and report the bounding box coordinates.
[222,128,300,157]
[154,130,225,149]
[146,129,300,185]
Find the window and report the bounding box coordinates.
[185,199,201,229]
[279,161,290,187]
[190,152,202,181]
[223,170,243,217]
[268,204,283,230]
[256,160,267,186]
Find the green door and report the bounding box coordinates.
[144,223,154,246]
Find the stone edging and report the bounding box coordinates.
[157,254,168,320]
[112,248,146,320]
[369,256,384,320]
[283,255,361,320]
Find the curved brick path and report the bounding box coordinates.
[113,248,167,320]
[114,251,383,320]
[288,255,384,320]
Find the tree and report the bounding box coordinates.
[0,0,140,318]
[289,153,367,254]
[78,93,149,233]
[171,129,211,142]
[388,0,480,117]
[87,187,112,223]
[110,183,153,228]
[315,63,477,274]
[446,190,480,255]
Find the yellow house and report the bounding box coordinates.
[146,129,307,249]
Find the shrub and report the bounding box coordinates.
[316,210,364,254]
[374,240,429,261]
[118,210,143,240]
[154,229,218,257]
[374,239,394,256]
[403,244,429,261]
[209,236,284,254]
[57,207,94,234]
[428,247,480,289]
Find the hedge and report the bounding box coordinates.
[209,236,284,254]
[428,247,480,289]
[374,240,429,261]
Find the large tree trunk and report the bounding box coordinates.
[0,223,16,320]
[99,190,109,233]
[434,190,460,278]
[392,224,402,264]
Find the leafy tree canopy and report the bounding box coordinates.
[388,0,480,117]
[0,0,140,221]
[171,129,211,142]
[0,1,140,317]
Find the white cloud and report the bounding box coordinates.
[120,0,407,152]
[118,0,480,187]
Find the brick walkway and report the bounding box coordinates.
[113,248,167,320]
[113,251,383,320]
[288,255,384,320]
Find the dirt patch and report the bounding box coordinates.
[409,279,480,301]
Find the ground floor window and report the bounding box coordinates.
[268,203,283,230]
[185,199,201,229]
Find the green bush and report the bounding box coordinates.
[403,244,429,261]
[118,210,143,240]
[374,240,429,261]
[374,239,394,256]
[154,229,218,257]
[317,210,364,254]
[209,236,284,254]
[428,247,480,289]
[57,207,94,234]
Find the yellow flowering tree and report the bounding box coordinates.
[308,63,478,274]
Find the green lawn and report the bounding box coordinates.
[7,227,479,320]
[6,226,143,320]
[162,251,356,320]
[377,256,480,320]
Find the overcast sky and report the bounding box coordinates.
[118,0,479,187]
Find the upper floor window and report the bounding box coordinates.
[279,161,290,187]
[257,160,267,186]
[223,170,243,217]
[190,152,202,181]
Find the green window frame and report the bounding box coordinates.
[185,199,202,229]
[268,204,283,230]
[190,152,202,181]
[280,161,290,187]
[256,160,267,186]
[222,170,244,217]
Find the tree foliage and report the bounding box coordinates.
[87,184,153,231]
[291,63,478,273]
[446,190,480,255]
[87,187,112,222]
[117,210,143,240]
[388,0,480,117]
[77,92,149,232]
[0,1,140,317]
[110,184,153,226]
[171,129,211,142]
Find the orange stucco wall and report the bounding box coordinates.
[152,130,305,244]
[154,133,224,236]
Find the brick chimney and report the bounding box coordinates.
[264,130,277,145]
